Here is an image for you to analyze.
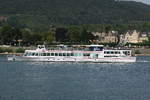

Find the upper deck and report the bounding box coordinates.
[23,45,133,58]
[25,45,132,52]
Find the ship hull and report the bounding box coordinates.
[8,56,136,63]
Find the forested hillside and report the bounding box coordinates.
[0,0,150,29]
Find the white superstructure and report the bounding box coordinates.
[8,45,136,62]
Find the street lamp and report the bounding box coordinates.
[17,39,23,47]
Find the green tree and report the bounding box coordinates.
[31,32,43,45]
[67,26,80,42]
[55,27,68,42]
[148,36,150,46]
[80,29,94,43]
[44,31,55,44]
[21,28,32,45]
[0,25,15,45]
[21,29,43,45]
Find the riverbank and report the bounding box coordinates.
[0,46,150,56]
[132,48,150,56]
[135,54,150,56]
[0,53,23,55]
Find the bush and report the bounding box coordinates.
[4,48,13,53]
[0,47,13,53]
[16,48,25,53]
[0,48,4,53]
[135,50,141,54]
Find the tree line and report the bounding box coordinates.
[0,23,150,46]
[0,25,96,46]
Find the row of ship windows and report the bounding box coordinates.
[104,51,131,56]
[104,51,130,54]
[24,52,91,57]
[104,56,119,57]
[104,51,121,54]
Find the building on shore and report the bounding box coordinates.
[124,30,140,44]
[92,31,118,43]
[93,30,149,45]
[120,30,149,44]
[138,33,149,43]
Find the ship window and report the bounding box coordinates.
[104,56,118,57]
[78,53,82,57]
[51,53,54,56]
[32,52,35,56]
[83,53,90,56]
[29,53,32,56]
[127,51,130,55]
[27,53,30,56]
[71,53,73,56]
[35,53,38,56]
[24,52,28,56]
[74,53,78,56]
[42,53,46,56]
[59,53,62,56]
[107,51,110,54]
[44,53,47,56]
[123,51,129,56]
[63,53,66,56]
[104,51,107,54]
[115,51,118,54]
[47,53,51,56]
[111,51,114,54]
[67,53,70,56]
[55,53,58,56]
[89,47,103,51]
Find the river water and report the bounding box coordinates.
[0,56,150,100]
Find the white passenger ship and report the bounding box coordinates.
[8,45,136,62]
